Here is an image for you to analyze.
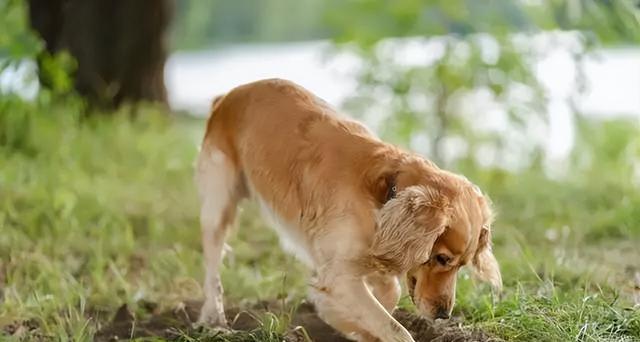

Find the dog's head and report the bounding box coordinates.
[370,167,501,320]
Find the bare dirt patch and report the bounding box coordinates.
[95,300,497,341]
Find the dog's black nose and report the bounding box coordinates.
[434,308,450,320]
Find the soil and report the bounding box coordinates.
[93,300,498,342]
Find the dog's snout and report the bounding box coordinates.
[434,307,450,320]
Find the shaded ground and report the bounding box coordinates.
[93,301,497,342]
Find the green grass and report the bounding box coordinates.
[1,98,639,341]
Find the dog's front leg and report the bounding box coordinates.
[311,267,414,342]
[366,274,401,314]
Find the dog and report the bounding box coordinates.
[195,79,501,342]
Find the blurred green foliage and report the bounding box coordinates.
[326,0,640,44]
[171,0,639,48]
[0,0,76,99]
[0,0,41,62]
[170,0,639,166]
[172,0,331,49]
[0,0,80,151]
[326,0,640,166]
[528,0,640,43]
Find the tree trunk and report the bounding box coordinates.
[28,0,172,109]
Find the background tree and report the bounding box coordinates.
[27,0,173,108]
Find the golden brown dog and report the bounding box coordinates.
[195,79,501,341]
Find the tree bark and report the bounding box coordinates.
[28,0,172,108]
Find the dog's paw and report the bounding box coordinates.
[196,313,228,328]
[194,313,231,337]
[196,303,229,330]
[192,322,233,337]
[388,323,415,342]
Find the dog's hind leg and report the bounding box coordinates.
[196,144,241,327]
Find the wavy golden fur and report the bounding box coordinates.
[195,79,501,342]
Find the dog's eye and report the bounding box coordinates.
[434,254,450,266]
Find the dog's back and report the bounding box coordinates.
[201,79,385,228]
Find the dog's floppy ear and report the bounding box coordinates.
[472,225,502,290]
[370,186,450,273]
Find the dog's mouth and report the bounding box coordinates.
[405,275,452,320]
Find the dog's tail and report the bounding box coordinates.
[208,94,226,118]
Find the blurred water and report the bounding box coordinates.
[165,41,359,114]
[2,37,638,167]
[165,39,640,167]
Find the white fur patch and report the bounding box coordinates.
[209,149,226,164]
[254,195,315,267]
[198,149,233,229]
